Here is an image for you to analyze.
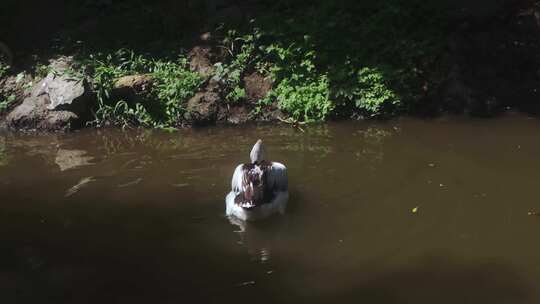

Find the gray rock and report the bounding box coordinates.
[244,73,272,102]
[6,94,79,131]
[4,57,94,131]
[44,111,81,130]
[218,105,250,124]
[48,56,73,72]
[185,91,219,125]
[44,74,87,111]
[36,58,91,114]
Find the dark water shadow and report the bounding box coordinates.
[268,254,533,304]
[0,202,262,303]
[1,211,533,304]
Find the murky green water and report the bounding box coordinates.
[2,114,540,303]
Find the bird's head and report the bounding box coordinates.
[250,139,264,164]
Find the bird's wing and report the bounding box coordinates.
[231,164,245,193]
[267,162,288,192]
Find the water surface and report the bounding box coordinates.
[2,114,540,303]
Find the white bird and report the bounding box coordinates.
[226,139,288,221]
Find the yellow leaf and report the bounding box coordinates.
[412,206,419,214]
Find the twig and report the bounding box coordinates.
[277,116,306,132]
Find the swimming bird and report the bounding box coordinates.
[226,139,288,221]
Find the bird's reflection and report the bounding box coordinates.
[228,215,288,264]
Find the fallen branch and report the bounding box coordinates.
[277,116,306,132]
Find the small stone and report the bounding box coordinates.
[200,32,212,42]
[112,74,154,103]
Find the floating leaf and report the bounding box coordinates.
[412,206,419,214]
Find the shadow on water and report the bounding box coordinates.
[225,211,533,304]
[0,207,531,304]
[300,255,532,304]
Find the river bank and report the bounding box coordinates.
[1,0,539,131]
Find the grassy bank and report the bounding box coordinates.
[2,0,536,129]
[79,0,447,127]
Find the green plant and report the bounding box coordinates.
[210,14,416,121]
[83,54,126,103]
[80,49,202,128]
[334,67,400,117]
[34,0,449,127]
[0,94,16,113]
[0,62,8,79]
[226,86,246,103]
[89,100,154,128]
[14,72,24,84]
[269,74,333,122]
[35,63,50,79]
[214,27,268,103]
[151,58,203,124]
[234,0,445,120]
[354,67,399,115]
